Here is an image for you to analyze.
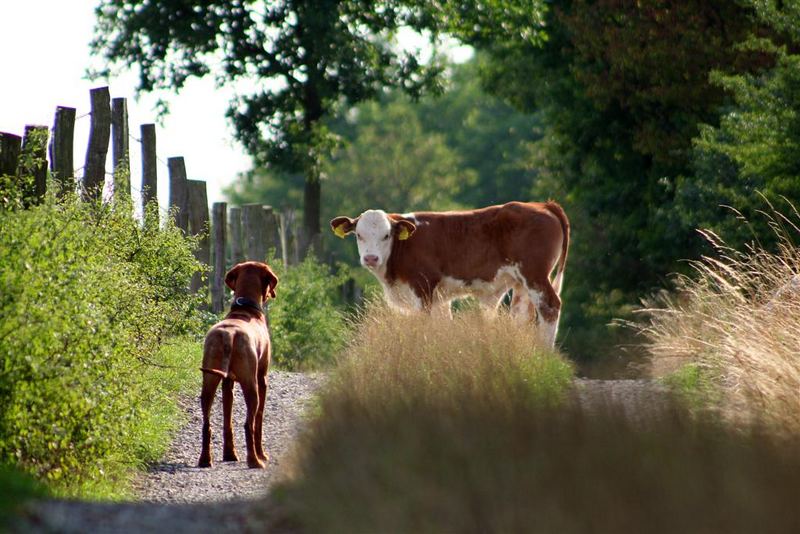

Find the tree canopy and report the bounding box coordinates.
[91,0,443,252]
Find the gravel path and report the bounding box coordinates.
[11,375,669,533]
[11,370,325,534]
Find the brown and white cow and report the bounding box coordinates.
[331,201,570,347]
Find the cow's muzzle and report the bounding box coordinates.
[362,255,379,268]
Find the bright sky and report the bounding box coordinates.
[0,1,471,215]
[0,1,250,214]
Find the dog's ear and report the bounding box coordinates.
[225,264,243,291]
[262,264,279,300]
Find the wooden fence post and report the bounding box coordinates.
[229,206,244,265]
[20,125,49,205]
[0,133,22,178]
[263,205,279,257]
[49,106,75,197]
[187,180,210,302]
[111,97,130,200]
[211,202,227,313]
[83,86,111,201]
[278,207,298,267]
[140,124,158,220]
[242,203,268,261]
[168,156,189,233]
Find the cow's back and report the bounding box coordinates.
[387,202,565,285]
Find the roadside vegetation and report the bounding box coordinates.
[642,205,800,434]
[266,254,351,370]
[267,305,800,533]
[0,182,204,498]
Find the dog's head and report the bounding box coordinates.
[224,261,279,302]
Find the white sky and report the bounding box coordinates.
[0,1,471,214]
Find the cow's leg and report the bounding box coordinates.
[478,288,509,316]
[527,281,562,348]
[221,377,238,462]
[509,285,536,323]
[198,372,222,468]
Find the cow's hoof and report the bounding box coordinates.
[223,450,239,462]
[247,457,266,469]
[198,457,212,468]
[257,451,270,463]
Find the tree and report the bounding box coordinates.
[91,0,442,254]
[324,97,472,216]
[433,0,785,356]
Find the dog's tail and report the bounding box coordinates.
[200,329,233,378]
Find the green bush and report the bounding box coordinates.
[267,255,349,370]
[0,195,202,495]
[0,464,48,524]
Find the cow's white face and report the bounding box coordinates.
[354,210,393,269]
[330,209,416,271]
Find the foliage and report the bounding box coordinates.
[642,204,800,434]
[91,0,444,247]
[269,307,800,533]
[0,193,203,494]
[324,97,472,215]
[0,464,48,525]
[681,43,800,249]
[267,255,350,370]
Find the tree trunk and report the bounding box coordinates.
[302,169,321,258]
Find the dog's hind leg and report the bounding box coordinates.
[254,371,269,463]
[221,378,239,461]
[242,381,265,469]
[198,371,222,468]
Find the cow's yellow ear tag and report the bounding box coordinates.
[398,227,410,240]
[334,225,347,238]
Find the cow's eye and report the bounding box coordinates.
[356,234,363,241]
[383,234,389,240]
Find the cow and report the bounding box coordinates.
[330,201,570,347]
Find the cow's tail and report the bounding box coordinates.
[544,201,570,296]
[200,330,232,378]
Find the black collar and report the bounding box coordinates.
[231,296,264,312]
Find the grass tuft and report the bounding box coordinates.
[641,205,800,433]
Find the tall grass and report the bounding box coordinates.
[268,306,577,531]
[328,304,574,412]
[642,206,800,433]
[267,306,800,533]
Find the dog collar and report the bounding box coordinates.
[232,297,264,312]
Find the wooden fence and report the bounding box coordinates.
[0,86,306,314]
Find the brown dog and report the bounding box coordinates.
[198,261,278,469]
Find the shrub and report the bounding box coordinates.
[641,204,800,434]
[267,254,350,370]
[0,195,202,494]
[0,464,48,525]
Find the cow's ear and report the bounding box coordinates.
[225,263,243,291]
[330,216,358,238]
[395,219,416,241]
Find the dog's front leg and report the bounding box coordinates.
[221,378,239,461]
